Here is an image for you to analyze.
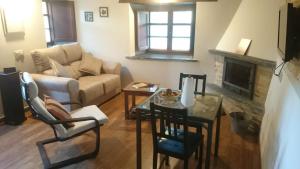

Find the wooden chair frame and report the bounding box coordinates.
[20,73,102,169]
[179,73,207,96]
[150,102,202,169]
[179,73,207,161]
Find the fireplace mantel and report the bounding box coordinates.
[209,49,276,68]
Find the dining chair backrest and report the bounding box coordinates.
[150,102,189,156]
[179,73,207,96]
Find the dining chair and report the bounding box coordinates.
[20,72,108,169]
[150,102,203,169]
[179,73,208,160]
[179,73,207,96]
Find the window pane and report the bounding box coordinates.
[150,12,168,23]
[150,37,167,50]
[150,25,168,37]
[173,11,192,24]
[42,2,48,15]
[45,29,51,43]
[43,16,50,29]
[173,25,191,37]
[172,38,190,51]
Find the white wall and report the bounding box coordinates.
[0,0,46,72]
[0,0,46,116]
[216,0,286,61]
[261,65,300,169]
[74,0,241,88]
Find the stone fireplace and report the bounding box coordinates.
[210,49,276,107]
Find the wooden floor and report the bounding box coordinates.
[0,93,261,169]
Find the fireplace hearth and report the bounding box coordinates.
[223,58,256,99]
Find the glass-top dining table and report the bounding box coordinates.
[135,88,223,169]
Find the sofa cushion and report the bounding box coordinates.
[70,61,85,79]
[79,53,102,75]
[42,65,82,80]
[78,76,105,105]
[49,59,73,78]
[61,43,82,63]
[64,105,108,138]
[97,74,121,93]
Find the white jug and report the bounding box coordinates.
[180,77,195,107]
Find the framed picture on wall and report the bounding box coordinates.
[84,11,93,22]
[0,8,25,37]
[236,38,252,55]
[99,7,109,17]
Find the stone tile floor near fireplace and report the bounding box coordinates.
[0,92,261,169]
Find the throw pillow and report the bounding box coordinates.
[79,53,102,75]
[44,95,75,129]
[49,58,73,78]
[70,61,85,79]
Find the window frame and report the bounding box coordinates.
[42,1,54,47]
[133,3,196,56]
[42,0,77,47]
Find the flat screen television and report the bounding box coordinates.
[278,3,298,62]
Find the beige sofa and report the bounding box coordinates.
[30,43,121,110]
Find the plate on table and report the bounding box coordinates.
[158,89,181,101]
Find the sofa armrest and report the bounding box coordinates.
[102,61,121,75]
[31,74,80,110]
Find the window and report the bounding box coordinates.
[41,1,77,46]
[42,2,52,45]
[134,4,195,55]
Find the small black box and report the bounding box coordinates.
[3,67,16,74]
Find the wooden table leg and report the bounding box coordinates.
[136,109,142,169]
[132,95,136,107]
[214,104,222,157]
[205,122,213,169]
[124,92,129,120]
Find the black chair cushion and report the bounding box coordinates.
[157,132,200,159]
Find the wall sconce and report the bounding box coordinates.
[14,50,24,62]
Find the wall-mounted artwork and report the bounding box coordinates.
[99,7,109,17]
[0,8,25,37]
[84,11,94,22]
[236,39,252,55]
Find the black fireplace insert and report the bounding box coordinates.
[222,58,256,99]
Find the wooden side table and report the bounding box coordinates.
[122,82,158,119]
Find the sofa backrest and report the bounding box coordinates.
[61,42,82,63]
[31,45,68,72]
[31,43,83,73]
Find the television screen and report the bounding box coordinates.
[278,3,296,62]
[278,5,288,55]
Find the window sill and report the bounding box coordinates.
[126,53,198,62]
